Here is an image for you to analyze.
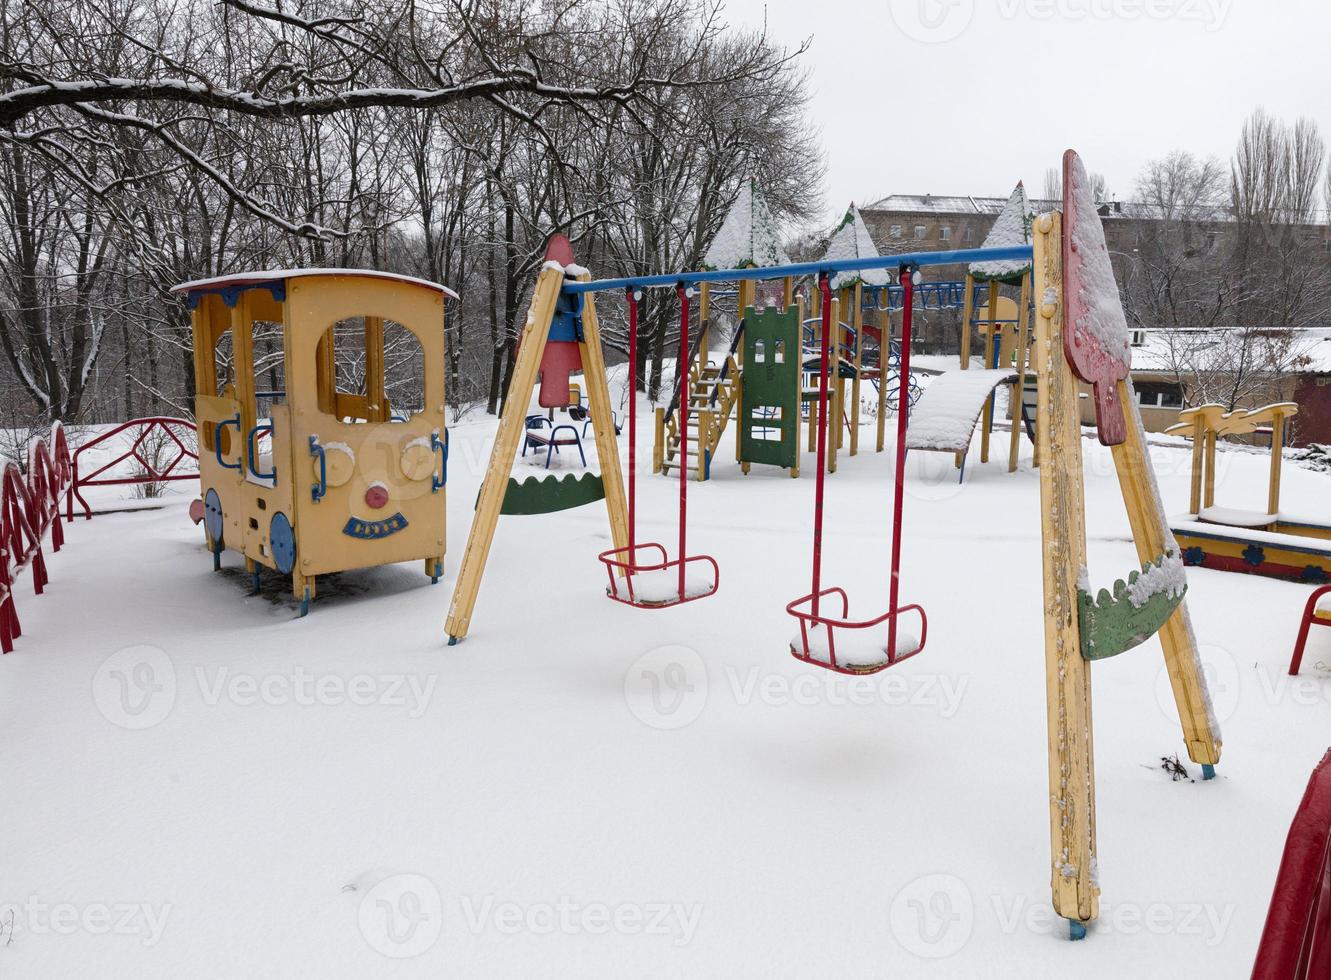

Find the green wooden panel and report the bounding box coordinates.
[1078,551,1188,661]
[492,472,606,515]
[738,305,801,470]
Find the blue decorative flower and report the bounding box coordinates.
[1242,544,1265,567]
[1182,546,1205,566]
[1301,565,1329,584]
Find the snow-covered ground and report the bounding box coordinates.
[3,392,1330,978]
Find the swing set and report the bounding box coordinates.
[445,156,1223,939]
[786,268,926,674]
[597,285,719,607]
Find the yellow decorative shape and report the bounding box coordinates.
[321,444,355,488]
[401,442,435,481]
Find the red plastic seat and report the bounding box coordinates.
[598,543,719,608]
[787,587,927,675]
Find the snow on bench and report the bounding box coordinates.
[1197,505,1277,528]
[904,368,1018,453]
[1170,516,1331,557]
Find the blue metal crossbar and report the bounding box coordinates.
[560,246,1034,296]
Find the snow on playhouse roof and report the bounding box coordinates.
[172,268,460,300]
[824,204,890,290]
[969,182,1032,283]
[702,178,790,271]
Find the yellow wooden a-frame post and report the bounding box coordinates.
[444,265,629,643]
[1035,202,1222,938]
[1033,211,1099,933]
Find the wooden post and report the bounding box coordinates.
[699,282,710,373]
[654,407,666,474]
[1268,410,1286,517]
[1203,428,1217,509]
[1110,381,1222,770]
[364,315,386,422]
[697,410,711,482]
[959,273,976,370]
[850,283,863,456]
[1188,414,1204,515]
[828,295,840,474]
[876,306,890,454]
[980,280,999,464]
[1033,212,1100,930]
[1008,271,1032,473]
[444,268,564,643]
[577,287,631,554]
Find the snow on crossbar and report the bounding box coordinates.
[905,369,1018,454]
[1251,748,1331,979]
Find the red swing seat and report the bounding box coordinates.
[598,543,719,608]
[785,268,927,676]
[787,587,927,675]
[599,282,719,611]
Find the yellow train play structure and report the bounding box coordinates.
[175,269,453,614]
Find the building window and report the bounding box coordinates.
[1129,329,1147,347]
[914,225,927,240]
[889,224,902,239]
[1135,383,1184,409]
[939,227,952,241]
[964,227,974,242]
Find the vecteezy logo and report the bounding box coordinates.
[887,0,975,44]
[624,645,708,730]
[889,873,974,958]
[93,645,176,729]
[358,873,442,958]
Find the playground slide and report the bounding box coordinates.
[904,368,1018,454]
[1251,748,1331,979]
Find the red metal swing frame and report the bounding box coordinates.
[786,270,927,675]
[598,285,719,608]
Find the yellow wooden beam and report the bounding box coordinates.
[576,286,632,557]
[444,267,562,642]
[1111,380,1221,767]
[1008,271,1032,473]
[1033,212,1099,928]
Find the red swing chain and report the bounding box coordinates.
[809,273,834,618]
[805,266,917,658]
[888,266,917,662]
[676,283,690,600]
[625,287,639,556]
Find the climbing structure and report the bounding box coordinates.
[812,203,889,466]
[943,181,1036,475]
[655,178,792,480]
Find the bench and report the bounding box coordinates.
[522,416,586,469]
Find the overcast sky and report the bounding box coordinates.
[723,0,1330,223]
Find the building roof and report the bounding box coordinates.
[864,193,1327,226]
[1129,327,1331,375]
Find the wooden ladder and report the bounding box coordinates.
[660,356,740,479]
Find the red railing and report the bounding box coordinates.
[67,417,199,520]
[0,423,73,653]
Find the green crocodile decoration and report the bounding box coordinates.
[491,472,606,516]
[1077,551,1188,661]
